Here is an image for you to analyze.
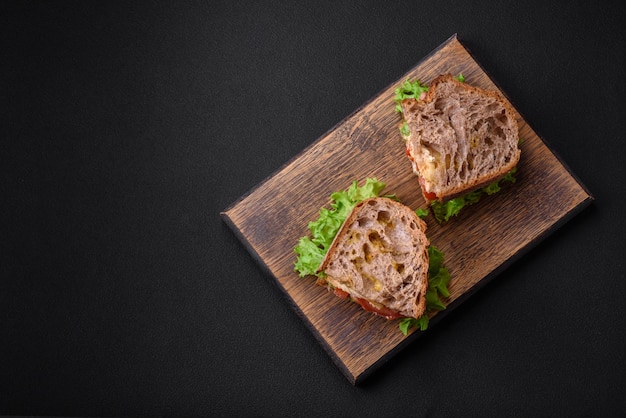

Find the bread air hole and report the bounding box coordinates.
[346,232,361,245]
[365,230,386,258]
[352,256,364,268]
[433,97,444,110]
[469,133,480,148]
[495,107,508,124]
[357,217,368,227]
[368,231,382,246]
[484,116,504,140]
[376,210,391,224]
[485,102,500,114]
[467,154,475,170]
[363,243,373,262]
[457,160,468,180]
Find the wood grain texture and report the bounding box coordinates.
[221,34,593,384]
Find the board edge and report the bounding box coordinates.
[220,211,359,384]
[353,192,594,385]
[220,33,596,386]
[456,37,595,201]
[219,33,461,217]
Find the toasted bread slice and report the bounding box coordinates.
[401,74,521,202]
[317,197,429,319]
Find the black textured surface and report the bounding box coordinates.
[2,1,625,416]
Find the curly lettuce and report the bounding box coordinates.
[399,246,451,334]
[294,178,386,277]
[394,78,429,113]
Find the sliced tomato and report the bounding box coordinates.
[406,148,415,162]
[423,190,437,201]
[331,287,403,319]
[353,297,403,320]
[333,287,349,300]
[418,176,437,201]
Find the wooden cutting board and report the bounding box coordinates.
[221,34,593,384]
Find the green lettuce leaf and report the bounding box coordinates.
[414,207,430,219]
[399,121,411,137]
[399,245,451,334]
[293,237,326,278]
[394,78,429,113]
[294,178,386,277]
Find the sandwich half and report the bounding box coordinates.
[317,197,430,320]
[294,179,450,332]
[398,74,521,211]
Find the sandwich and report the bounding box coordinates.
[395,74,521,223]
[294,178,450,334]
